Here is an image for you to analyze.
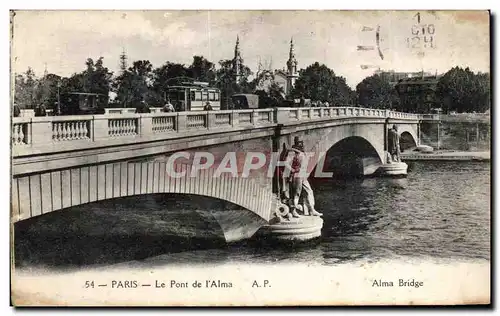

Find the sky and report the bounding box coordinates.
[10,10,490,88]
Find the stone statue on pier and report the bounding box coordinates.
[387,124,401,163]
[274,137,322,222]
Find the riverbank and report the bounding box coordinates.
[401,151,490,161]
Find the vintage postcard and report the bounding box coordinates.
[10,10,491,306]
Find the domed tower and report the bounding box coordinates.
[233,35,243,84]
[286,37,299,95]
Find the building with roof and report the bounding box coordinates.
[395,75,441,113]
[375,69,434,87]
[250,37,300,99]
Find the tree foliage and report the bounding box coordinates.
[151,62,189,101]
[37,73,63,107]
[14,57,113,110]
[356,74,396,109]
[114,60,156,106]
[82,57,113,105]
[14,68,38,108]
[291,62,355,105]
[436,67,490,113]
[214,59,253,109]
[188,55,216,84]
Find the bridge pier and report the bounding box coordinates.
[257,216,323,242]
[254,194,324,242]
[375,159,408,177]
[377,119,409,177]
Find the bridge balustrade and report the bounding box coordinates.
[11,109,276,153]
[11,107,421,156]
[12,117,31,146]
[276,106,421,123]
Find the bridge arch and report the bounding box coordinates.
[14,193,267,249]
[279,123,386,178]
[400,131,418,151]
[12,162,274,226]
[393,124,419,151]
[13,193,269,267]
[314,136,383,177]
[278,122,418,178]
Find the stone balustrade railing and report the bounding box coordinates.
[277,106,422,122]
[12,109,275,152]
[12,117,31,146]
[11,107,421,154]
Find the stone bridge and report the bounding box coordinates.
[11,107,424,239]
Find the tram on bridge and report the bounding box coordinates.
[165,79,221,111]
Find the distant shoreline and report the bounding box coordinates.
[401,151,490,161]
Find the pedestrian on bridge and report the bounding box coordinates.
[163,99,175,113]
[34,102,47,117]
[136,100,151,114]
[13,103,20,117]
[203,101,213,111]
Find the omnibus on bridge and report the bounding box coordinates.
[165,79,221,111]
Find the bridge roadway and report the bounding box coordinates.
[11,107,426,240]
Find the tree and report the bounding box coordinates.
[36,73,63,108]
[63,73,84,93]
[475,72,491,112]
[214,59,253,109]
[36,57,114,109]
[91,57,113,101]
[151,62,190,100]
[265,82,286,107]
[356,74,395,109]
[114,60,157,106]
[291,62,354,105]
[188,55,216,84]
[81,58,113,97]
[436,67,490,113]
[14,68,38,108]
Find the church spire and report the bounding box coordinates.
[285,37,299,96]
[119,47,128,74]
[256,56,262,77]
[233,35,243,84]
[287,37,298,76]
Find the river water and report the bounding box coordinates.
[14,161,490,269]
